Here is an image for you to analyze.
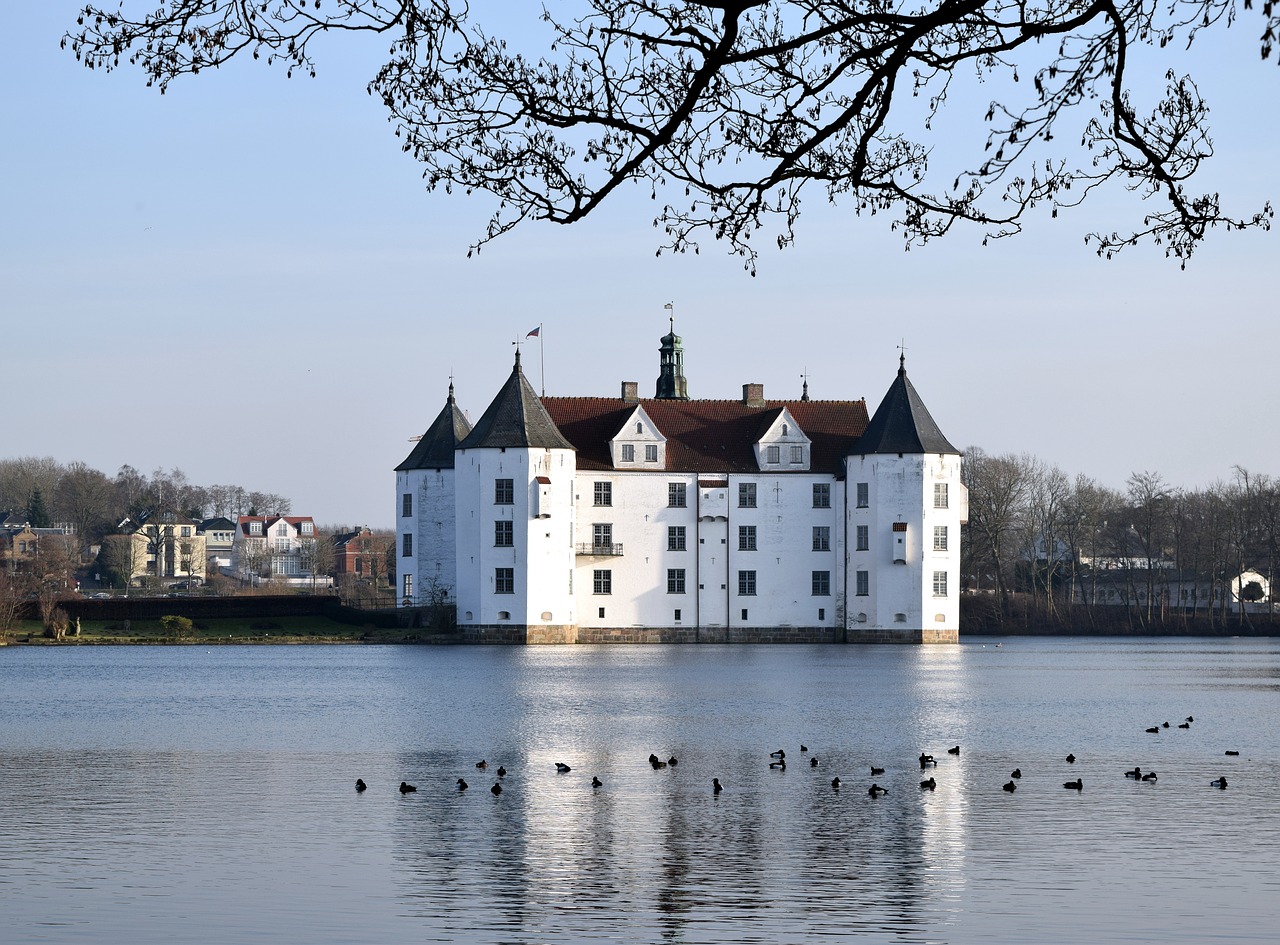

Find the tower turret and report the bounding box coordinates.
[655,318,690,400]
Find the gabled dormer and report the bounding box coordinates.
[610,404,667,469]
[753,406,812,471]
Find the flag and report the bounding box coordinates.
[663,302,673,310]
[526,326,541,338]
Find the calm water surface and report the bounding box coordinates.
[1,638,1276,944]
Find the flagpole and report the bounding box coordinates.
[539,323,546,397]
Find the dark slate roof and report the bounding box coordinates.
[855,358,958,455]
[199,517,236,532]
[542,397,868,474]
[457,354,575,452]
[397,385,474,470]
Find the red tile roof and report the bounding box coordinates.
[541,398,869,475]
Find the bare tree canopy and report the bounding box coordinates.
[65,1,1275,270]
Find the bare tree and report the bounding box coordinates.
[54,461,119,555]
[962,447,1032,621]
[63,1,1274,271]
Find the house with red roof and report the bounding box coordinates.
[396,323,966,643]
[231,514,319,583]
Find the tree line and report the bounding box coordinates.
[962,449,1279,633]
[0,456,292,551]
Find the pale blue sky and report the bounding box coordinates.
[2,5,1276,527]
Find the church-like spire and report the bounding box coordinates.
[396,383,473,470]
[458,350,575,451]
[655,314,690,400]
[856,353,958,455]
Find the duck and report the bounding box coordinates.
[1002,780,1017,793]
[650,757,668,769]
[668,756,678,766]
[1124,767,1142,779]
[648,753,661,765]
[1063,779,1083,790]
[1178,722,1190,729]
[871,766,885,776]
[457,778,468,791]
[1186,716,1195,723]
[769,758,786,770]
[771,749,786,759]
[497,765,507,777]
[1162,721,1170,728]
[1141,771,1158,782]
[1211,777,1228,789]
[920,777,937,791]
[1010,768,1022,779]
[868,783,888,797]
[947,745,960,755]
[810,757,819,767]
[475,760,488,769]
[1066,753,1076,764]
[919,753,937,769]
[399,781,417,794]
[800,745,809,753]
[1145,726,1160,734]
[591,776,603,788]
[355,778,367,792]
[555,762,572,773]
[831,776,841,790]
[491,782,502,795]
[712,778,723,794]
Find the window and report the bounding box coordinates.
[593,569,612,594]
[402,575,413,600]
[620,444,635,463]
[812,526,830,552]
[402,533,413,557]
[495,479,514,504]
[249,521,262,535]
[495,567,514,594]
[636,421,643,434]
[668,526,686,551]
[355,558,364,574]
[674,609,682,621]
[668,482,687,508]
[933,571,949,597]
[790,445,804,464]
[598,607,606,618]
[593,481,612,506]
[495,520,513,547]
[739,525,757,551]
[812,571,831,596]
[402,493,412,517]
[766,445,781,464]
[301,521,313,535]
[856,525,869,551]
[181,526,191,537]
[934,483,949,509]
[739,482,757,508]
[276,522,289,536]
[818,608,825,621]
[856,482,869,508]
[645,444,659,463]
[934,525,949,552]
[667,569,686,594]
[813,483,831,508]
[593,523,613,550]
[738,570,757,596]
[856,570,869,596]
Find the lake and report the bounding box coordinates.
[1,638,1276,944]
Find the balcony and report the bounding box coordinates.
[576,542,624,556]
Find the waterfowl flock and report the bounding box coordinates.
[358,714,1238,803]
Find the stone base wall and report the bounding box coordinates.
[847,627,960,644]
[461,623,958,644]
[461,623,577,644]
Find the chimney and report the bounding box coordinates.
[742,383,765,408]
[621,381,639,403]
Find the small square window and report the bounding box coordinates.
[620,444,635,463]
[933,571,949,597]
[739,483,757,508]
[812,526,830,552]
[741,608,749,620]
[812,570,831,596]
[668,526,686,551]
[739,525,757,551]
[495,479,514,505]
[594,569,612,594]
[674,609,682,622]
[934,483,949,509]
[738,570,757,596]
[598,607,606,619]
[668,482,687,508]
[856,482,869,508]
[495,567,514,594]
[645,444,659,463]
[934,525,948,552]
[766,445,780,464]
[667,569,686,594]
[593,482,612,506]
[790,445,804,463]
[813,483,830,508]
[495,521,513,547]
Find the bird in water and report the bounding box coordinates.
[1011,768,1022,779]
[1146,726,1160,734]
[1066,753,1076,764]
[871,766,885,776]
[1063,779,1083,791]
[1162,721,1170,728]
[919,753,937,769]
[1225,750,1240,756]
[650,756,668,769]
[476,760,488,769]
[1178,721,1190,729]
[1125,767,1142,779]
[831,777,841,790]
[920,777,937,791]
[1186,716,1195,723]
[868,783,888,797]
[399,781,417,794]
[355,779,367,792]
[1211,777,1228,789]
[769,757,786,770]
[668,757,678,766]
[1002,781,1017,793]
[800,745,809,753]
[947,745,960,755]
[491,782,502,795]
[771,749,786,759]
[457,778,468,791]
[712,778,723,794]
[810,757,819,767]
[556,762,572,773]
[1142,771,1158,782]
[591,776,603,788]
[497,766,507,777]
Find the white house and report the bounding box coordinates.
[395,327,966,644]
[231,514,319,582]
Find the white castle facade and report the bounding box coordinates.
[395,328,966,644]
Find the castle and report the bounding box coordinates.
[395,327,966,644]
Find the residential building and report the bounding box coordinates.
[199,516,236,569]
[110,509,206,584]
[395,327,967,644]
[231,514,318,581]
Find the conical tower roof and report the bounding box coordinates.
[855,355,958,455]
[457,352,575,451]
[396,383,473,470]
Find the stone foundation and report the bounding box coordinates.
[460,624,958,644]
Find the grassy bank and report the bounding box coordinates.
[4,615,459,646]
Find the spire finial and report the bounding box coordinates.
[447,374,455,404]
[897,340,907,376]
[800,368,810,402]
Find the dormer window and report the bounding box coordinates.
[767,445,780,464]
[250,522,262,535]
[645,444,659,462]
[621,444,635,462]
[301,522,314,535]
[790,445,804,464]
